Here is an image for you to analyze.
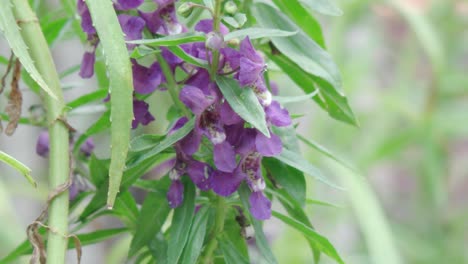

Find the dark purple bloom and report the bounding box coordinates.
[132,99,155,129]
[139,0,182,35]
[194,19,229,35]
[79,49,96,78]
[211,170,244,197]
[219,101,242,125]
[255,132,282,157]
[179,85,214,115]
[77,0,95,34]
[265,101,292,127]
[179,130,202,155]
[36,131,49,158]
[213,141,237,172]
[186,160,212,191]
[114,0,143,10]
[80,137,95,157]
[239,37,265,87]
[167,180,184,208]
[220,48,241,72]
[249,191,271,220]
[132,61,163,94]
[118,14,145,49]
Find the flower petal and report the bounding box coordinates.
[249,191,271,220]
[265,101,292,127]
[187,160,212,191]
[214,141,237,172]
[255,132,282,157]
[167,180,184,208]
[211,170,244,196]
[179,85,214,115]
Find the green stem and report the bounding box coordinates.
[156,53,191,117]
[13,1,70,263]
[209,0,223,80]
[201,196,226,264]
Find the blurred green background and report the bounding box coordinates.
[1,0,468,263]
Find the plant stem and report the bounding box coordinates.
[156,53,191,117]
[201,195,226,264]
[209,0,223,80]
[13,1,70,263]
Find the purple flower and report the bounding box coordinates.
[118,14,146,49]
[114,0,143,10]
[186,160,212,191]
[239,37,265,87]
[265,101,292,127]
[194,19,229,35]
[36,131,49,158]
[132,99,155,129]
[249,191,271,220]
[132,61,163,94]
[167,180,184,208]
[79,48,96,79]
[179,85,214,115]
[211,170,244,197]
[213,141,237,172]
[77,0,95,34]
[69,181,79,200]
[80,137,95,157]
[139,1,182,35]
[255,132,282,157]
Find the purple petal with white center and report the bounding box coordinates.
[211,170,244,196]
[179,86,214,115]
[80,137,95,157]
[255,131,282,157]
[79,51,96,78]
[221,48,241,71]
[194,19,229,35]
[132,99,155,129]
[139,10,164,34]
[115,0,143,10]
[187,160,212,190]
[36,131,49,158]
[167,180,184,208]
[214,141,237,172]
[249,191,271,220]
[265,101,292,127]
[132,61,163,94]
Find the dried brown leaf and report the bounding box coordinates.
[5,58,23,135]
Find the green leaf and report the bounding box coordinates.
[167,46,209,69]
[66,89,108,109]
[73,110,110,154]
[298,134,356,172]
[300,0,343,16]
[127,118,195,169]
[273,91,318,105]
[269,0,325,47]
[85,0,133,208]
[149,233,168,264]
[112,191,139,228]
[272,211,344,264]
[128,32,205,47]
[130,45,160,59]
[238,185,277,264]
[129,190,171,257]
[276,149,342,190]
[219,235,250,264]
[255,3,341,92]
[0,1,58,99]
[0,151,36,187]
[88,155,110,187]
[215,75,270,137]
[180,206,210,264]
[130,134,165,152]
[0,228,127,263]
[224,28,297,41]
[268,53,357,126]
[167,180,196,264]
[263,157,305,206]
[41,16,70,46]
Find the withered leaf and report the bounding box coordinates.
[5,58,23,136]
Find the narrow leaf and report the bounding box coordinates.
[273,91,318,105]
[167,180,196,264]
[276,149,342,190]
[167,46,208,69]
[0,151,35,187]
[300,0,343,16]
[0,1,58,99]
[224,28,297,41]
[272,211,344,264]
[85,0,133,208]
[129,190,171,256]
[180,206,210,264]
[128,32,205,46]
[219,235,250,264]
[215,75,270,137]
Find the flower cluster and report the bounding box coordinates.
[76,0,292,220]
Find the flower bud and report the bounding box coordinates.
[177,2,194,18]
[205,32,225,50]
[36,131,50,158]
[224,1,237,14]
